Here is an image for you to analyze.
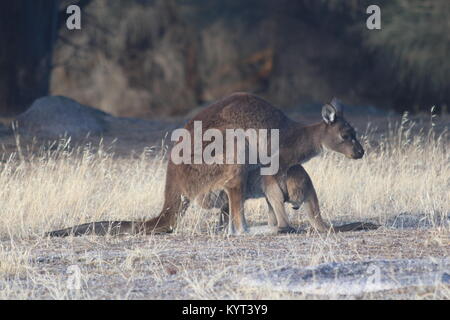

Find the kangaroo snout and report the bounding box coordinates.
[352,147,364,159]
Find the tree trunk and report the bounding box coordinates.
[0,0,58,116]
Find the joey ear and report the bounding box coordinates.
[321,104,336,124]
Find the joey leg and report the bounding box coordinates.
[264,176,295,233]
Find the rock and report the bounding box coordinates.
[15,96,109,139]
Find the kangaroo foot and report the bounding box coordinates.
[214,222,227,233]
[145,225,174,235]
[227,223,249,236]
[277,225,297,234]
[227,229,249,236]
[333,222,380,232]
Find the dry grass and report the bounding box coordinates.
[0,116,448,299]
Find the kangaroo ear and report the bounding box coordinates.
[322,103,336,124]
[330,97,344,117]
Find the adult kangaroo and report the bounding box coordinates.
[47,92,377,237]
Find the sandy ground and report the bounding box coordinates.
[0,228,448,299]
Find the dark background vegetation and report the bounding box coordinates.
[0,0,448,118]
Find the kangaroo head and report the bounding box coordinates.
[320,98,364,159]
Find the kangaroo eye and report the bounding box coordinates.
[341,134,350,140]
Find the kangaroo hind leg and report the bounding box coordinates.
[224,175,248,235]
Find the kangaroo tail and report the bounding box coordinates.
[46,162,191,237]
[142,188,189,234]
[45,221,140,237]
[44,194,189,237]
[332,222,380,232]
[135,160,190,234]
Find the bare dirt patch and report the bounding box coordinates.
[0,229,448,299]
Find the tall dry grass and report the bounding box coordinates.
[0,116,448,299]
[0,115,447,239]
